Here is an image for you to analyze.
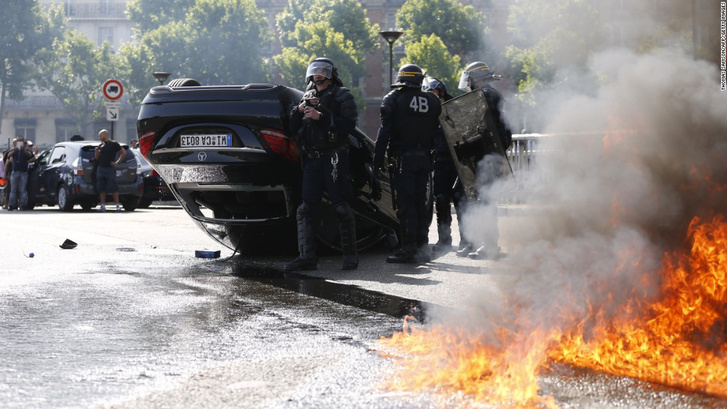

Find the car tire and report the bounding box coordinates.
[120,197,140,212]
[138,198,153,208]
[57,185,74,212]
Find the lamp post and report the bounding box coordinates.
[153,71,171,85]
[379,30,403,86]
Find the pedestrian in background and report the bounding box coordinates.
[0,144,12,209]
[284,57,359,272]
[5,136,34,211]
[94,129,126,212]
[373,64,442,263]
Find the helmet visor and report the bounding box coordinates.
[458,70,470,92]
[306,61,333,81]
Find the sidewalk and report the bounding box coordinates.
[285,204,529,310]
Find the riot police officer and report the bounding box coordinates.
[284,58,359,271]
[422,77,465,257]
[456,61,512,259]
[374,64,442,263]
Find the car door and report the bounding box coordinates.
[41,146,67,203]
[27,150,51,205]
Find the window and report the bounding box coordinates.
[49,146,66,164]
[98,27,114,46]
[14,118,36,141]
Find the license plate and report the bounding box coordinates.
[180,134,232,147]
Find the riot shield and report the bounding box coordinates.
[439,89,512,200]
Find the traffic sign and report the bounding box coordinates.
[106,107,120,121]
[102,79,124,101]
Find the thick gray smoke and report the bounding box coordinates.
[448,44,727,338]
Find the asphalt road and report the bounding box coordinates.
[3,204,727,409]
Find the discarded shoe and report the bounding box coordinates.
[60,239,78,249]
[386,250,416,264]
[284,257,317,271]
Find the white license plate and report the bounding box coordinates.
[180,134,232,147]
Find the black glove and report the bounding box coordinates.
[365,163,382,201]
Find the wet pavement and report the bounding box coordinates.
[1,205,727,408]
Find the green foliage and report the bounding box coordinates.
[505,0,605,106]
[0,0,63,101]
[127,0,196,33]
[274,0,379,91]
[404,34,462,97]
[121,0,270,105]
[396,0,485,58]
[36,30,120,133]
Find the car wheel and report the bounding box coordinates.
[120,197,140,212]
[57,185,74,212]
[138,198,153,208]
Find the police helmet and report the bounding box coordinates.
[458,61,495,91]
[392,64,425,88]
[422,76,453,100]
[305,58,338,84]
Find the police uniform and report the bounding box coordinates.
[455,62,513,259]
[285,58,359,271]
[373,65,442,264]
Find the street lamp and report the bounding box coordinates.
[153,71,171,85]
[379,30,403,86]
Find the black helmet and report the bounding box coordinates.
[422,76,453,100]
[458,61,496,91]
[392,64,424,88]
[305,57,340,85]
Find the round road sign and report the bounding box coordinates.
[102,79,124,100]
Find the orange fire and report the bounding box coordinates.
[379,215,727,406]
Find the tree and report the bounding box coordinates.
[121,0,271,105]
[505,0,605,107]
[404,34,462,97]
[274,0,379,91]
[126,0,197,33]
[274,22,360,90]
[396,0,485,59]
[0,0,65,135]
[36,30,120,136]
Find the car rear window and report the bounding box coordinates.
[80,144,136,163]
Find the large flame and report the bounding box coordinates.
[380,215,727,407]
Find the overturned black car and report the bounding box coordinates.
[136,80,401,254]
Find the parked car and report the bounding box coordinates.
[137,80,405,254]
[131,148,175,208]
[26,141,143,211]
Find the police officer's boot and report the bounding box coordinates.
[335,203,358,270]
[387,219,417,263]
[285,205,318,271]
[433,205,452,257]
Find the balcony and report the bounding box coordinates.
[65,2,127,19]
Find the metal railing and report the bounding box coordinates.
[64,2,127,18]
